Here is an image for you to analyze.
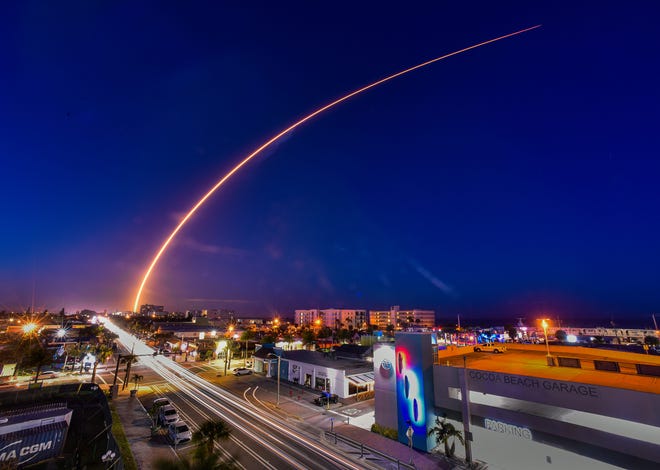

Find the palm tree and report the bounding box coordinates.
[192,419,232,457]
[29,346,52,383]
[91,344,113,383]
[428,415,464,458]
[65,344,84,372]
[132,373,144,391]
[240,330,255,359]
[282,333,294,350]
[154,450,237,470]
[301,328,316,349]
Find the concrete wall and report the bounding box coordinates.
[433,365,660,467]
[284,359,348,397]
[373,343,397,430]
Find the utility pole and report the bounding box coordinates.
[460,356,473,463]
[111,354,122,398]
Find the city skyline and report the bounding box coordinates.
[2,3,660,322]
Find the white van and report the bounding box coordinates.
[168,420,192,446]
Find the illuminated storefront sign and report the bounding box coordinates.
[484,419,532,440]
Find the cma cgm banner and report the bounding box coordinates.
[0,424,67,466]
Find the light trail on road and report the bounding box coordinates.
[132,25,541,312]
[153,382,268,470]
[104,319,368,469]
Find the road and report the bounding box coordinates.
[103,319,370,470]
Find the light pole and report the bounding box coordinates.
[406,421,413,464]
[541,319,554,366]
[267,353,281,406]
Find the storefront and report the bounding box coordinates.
[256,349,374,399]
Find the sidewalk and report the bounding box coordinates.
[113,367,457,470]
[252,381,453,470]
[112,391,176,469]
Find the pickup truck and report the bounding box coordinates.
[473,343,506,354]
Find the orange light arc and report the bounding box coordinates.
[132,25,541,312]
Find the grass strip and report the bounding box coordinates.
[110,402,138,470]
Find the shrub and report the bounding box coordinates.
[371,423,398,440]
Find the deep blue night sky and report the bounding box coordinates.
[1,2,659,325]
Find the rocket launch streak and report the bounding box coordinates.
[132,25,541,312]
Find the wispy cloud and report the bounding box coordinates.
[408,258,454,295]
[179,237,248,256]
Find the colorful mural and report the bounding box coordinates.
[395,332,435,451]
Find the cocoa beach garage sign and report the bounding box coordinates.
[468,370,599,398]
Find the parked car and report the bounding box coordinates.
[152,397,170,414]
[168,420,192,445]
[39,370,58,379]
[313,393,339,406]
[153,397,170,408]
[473,343,507,354]
[158,405,180,426]
[233,368,252,376]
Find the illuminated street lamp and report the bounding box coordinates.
[541,319,555,366]
[56,328,67,339]
[22,322,38,336]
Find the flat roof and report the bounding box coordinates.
[283,350,373,375]
[438,344,660,394]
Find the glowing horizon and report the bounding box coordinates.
[132,25,542,312]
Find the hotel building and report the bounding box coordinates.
[369,306,435,330]
[295,308,367,329]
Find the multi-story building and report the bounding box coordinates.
[295,309,368,329]
[139,304,164,316]
[202,309,236,323]
[295,309,321,327]
[369,306,435,330]
[320,309,368,330]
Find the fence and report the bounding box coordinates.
[325,431,416,469]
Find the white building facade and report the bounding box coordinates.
[369,306,435,330]
[295,308,367,329]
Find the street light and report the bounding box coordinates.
[541,319,554,366]
[22,322,38,336]
[266,353,281,406]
